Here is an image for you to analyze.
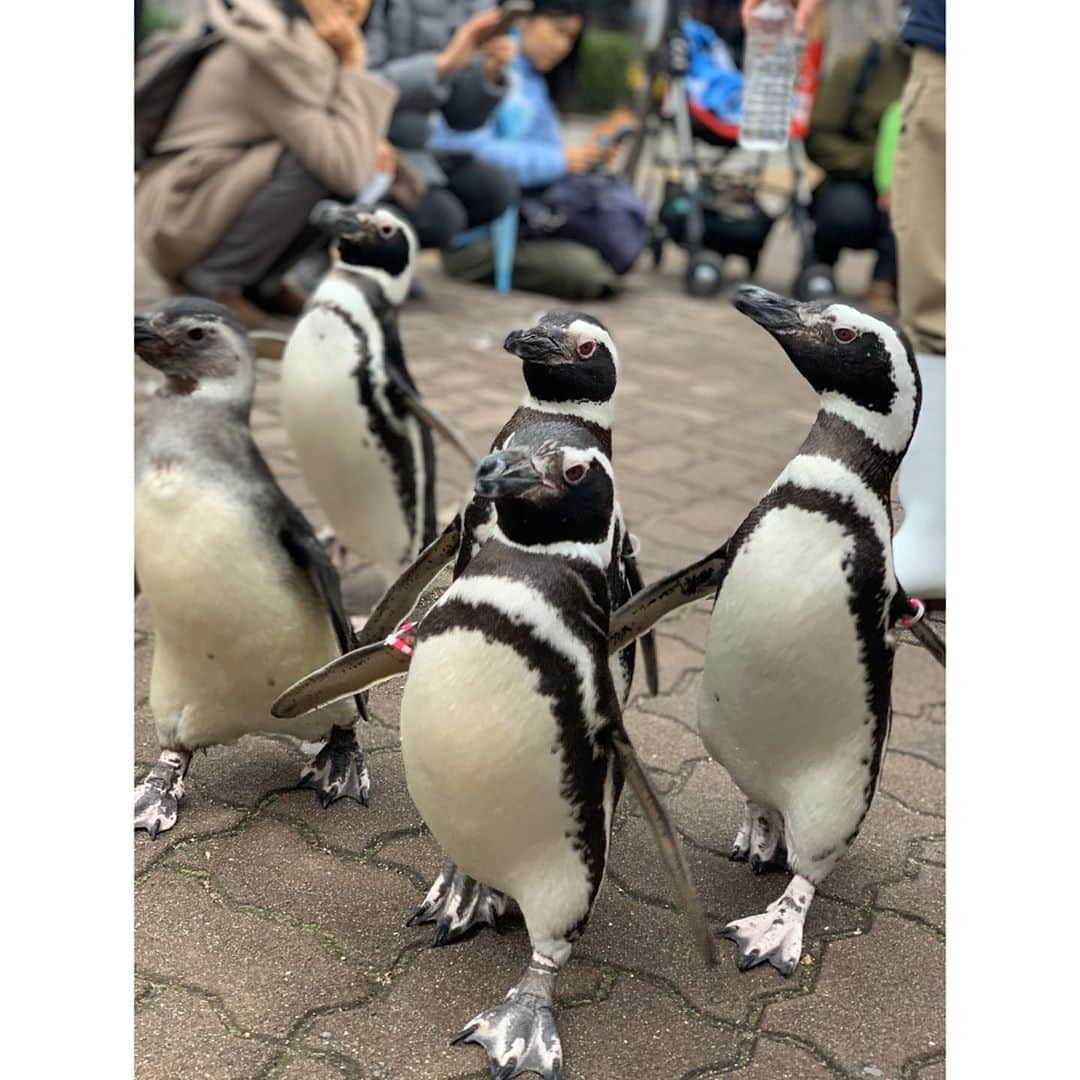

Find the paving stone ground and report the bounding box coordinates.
[135,248,945,1080]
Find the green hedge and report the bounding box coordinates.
[577,28,635,114]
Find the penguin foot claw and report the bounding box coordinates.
[409,862,510,946]
[732,803,785,874]
[298,725,370,808]
[134,750,189,838]
[721,877,814,977]
[451,986,562,1080]
[721,912,804,976]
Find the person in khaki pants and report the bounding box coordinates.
[890,0,946,600]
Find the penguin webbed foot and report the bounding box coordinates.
[408,861,511,946]
[731,803,786,873]
[452,960,562,1080]
[298,724,370,807]
[134,750,190,838]
[720,875,815,977]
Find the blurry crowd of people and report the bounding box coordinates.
[135,0,644,323]
[134,0,944,362]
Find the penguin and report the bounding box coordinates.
[695,285,925,975]
[133,298,368,837]
[276,420,713,1080]
[280,202,474,577]
[343,310,660,945]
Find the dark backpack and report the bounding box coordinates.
[520,173,650,276]
[134,24,223,168]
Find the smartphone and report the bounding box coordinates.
[595,125,637,151]
[475,1,534,45]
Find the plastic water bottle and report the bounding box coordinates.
[739,1,799,152]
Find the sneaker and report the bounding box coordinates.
[864,281,898,316]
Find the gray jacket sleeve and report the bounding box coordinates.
[364,3,449,112]
[442,57,507,132]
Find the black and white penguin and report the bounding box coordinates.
[134,298,368,836]
[281,203,469,576]
[281,420,712,1079]
[348,310,660,945]
[698,286,923,975]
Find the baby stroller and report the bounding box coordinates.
[624,0,834,301]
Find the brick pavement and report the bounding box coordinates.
[134,254,945,1079]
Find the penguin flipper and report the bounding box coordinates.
[382,361,479,470]
[620,541,660,696]
[612,726,716,967]
[357,516,463,646]
[278,503,372,720]
[608,542,730,657]
[271,642,410,720]
[890,589,946,667]
[278,503,356,655]
[908,617,946,666]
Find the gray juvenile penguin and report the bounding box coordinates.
[134,298,367,836]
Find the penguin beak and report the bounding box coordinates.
[309,200,379,240]
[134,316,165,357]
[474,448,544,499]
[503,326,571,364]
[731,286,803,335]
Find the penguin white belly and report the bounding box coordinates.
[135,464,354,748]
[699,506,876,847]
[281,310,412,570]
[400,627,593,934]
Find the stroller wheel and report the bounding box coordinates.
[793,263,837,302]
[685,251,725,299]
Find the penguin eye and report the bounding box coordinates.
[577,339,597,358]
[564,463,588,484]
[378,223,396,239]
[833,327,857,344]
[187,327,205,342]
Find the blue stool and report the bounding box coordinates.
[448,206,519,294]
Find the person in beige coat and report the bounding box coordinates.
[135,0,397,327]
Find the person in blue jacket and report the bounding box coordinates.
[432,0,635,299]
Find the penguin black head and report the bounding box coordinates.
[134,297,254,405]
[503,310,619,409]
[310,201,416,300]
[732,286,921,449]
[475,422,615,549]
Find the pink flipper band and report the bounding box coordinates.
[898,597,926,629]
[385,622,419,657]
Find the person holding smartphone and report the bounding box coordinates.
[364,1,522,250]
[432,0,644,298]
[135,0,396,329]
